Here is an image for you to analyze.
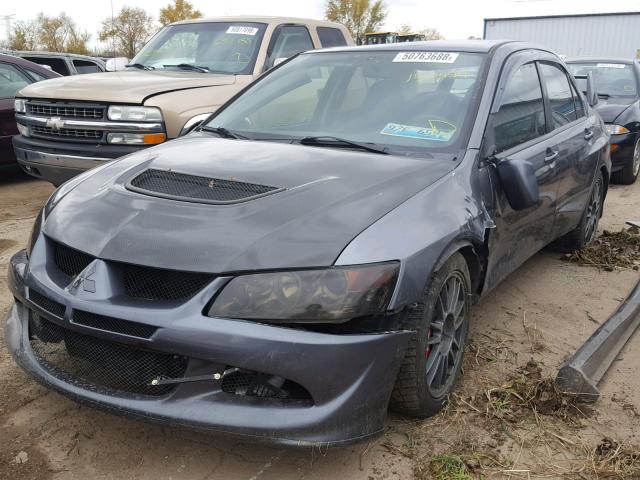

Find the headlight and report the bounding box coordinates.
[107,132,166,145]
[208,263,399,323]
[14,98,26,113]
[605,124,630,135]
[26,209,43,257]
[108,105,163,121]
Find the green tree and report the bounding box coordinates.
[325,0,387,44]
[159,0,203,26]
[99,6,155,58]
[7,20,39,50]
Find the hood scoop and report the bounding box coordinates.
[126,168,285,205]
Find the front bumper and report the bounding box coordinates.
[5,247,411,446]
[609,131,637,172]
[12,135,141,185]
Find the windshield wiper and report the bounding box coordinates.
[299,136,388,155]
[200,126,249,140]
[125,63,154,70]
[163,63,210,73]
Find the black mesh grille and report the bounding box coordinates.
[29,313,187,396]
[31,126,103,141]
[29,290,66,318]
[122,264,213,301]
[221,369,312,402]
[54,242,94,277]
[28,103,105,119]
[127,169,282,204]
[73,310,157,339]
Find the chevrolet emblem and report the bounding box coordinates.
[45,117,65,130]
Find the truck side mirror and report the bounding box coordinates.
[495,158,540,210]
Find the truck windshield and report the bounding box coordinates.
[568,62,638,98]
[206,50,486,157]
[131,22,267,75]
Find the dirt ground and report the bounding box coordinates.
[0,168,639,480]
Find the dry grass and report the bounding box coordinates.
[563,227,640,271]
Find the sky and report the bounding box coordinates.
[3,0,640,48]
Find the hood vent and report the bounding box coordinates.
[126,169,284,205]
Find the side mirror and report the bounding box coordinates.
[106,57,130,71]
[495,158,540,210]
[574,72,599,107]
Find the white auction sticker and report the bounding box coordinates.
[226,26,259,35]
[393,52,459,63]
[596,63,625,69]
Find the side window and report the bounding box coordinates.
[23,57,70,76]
[570,81,586,119]
[266,26,314,69]
[0,63,30,98]
[317,27,347,48]
[492,62,546,153]
[73,59,103,74]
[25,68,50,82]
[539,62,578,128]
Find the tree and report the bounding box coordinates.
[159,0,202,26]
[36,13,91,54]
[99,7,155,58]
[7,20,39,50]
[325,0,387,44]
[397,24,444,40]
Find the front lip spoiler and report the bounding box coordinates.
[5,249,412,446]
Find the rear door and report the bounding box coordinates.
[484,61,563,289]
[538,61,599,238]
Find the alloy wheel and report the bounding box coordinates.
[584,177,602,244]
[633,138,640,177]
[425,272,467,397]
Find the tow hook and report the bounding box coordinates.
[150,367,239,386]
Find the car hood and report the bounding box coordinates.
[18,70,237,104]
[44,135,455,273]
[594,96,636,123]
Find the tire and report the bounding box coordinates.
[390,252,471,417]
[554,170,604,252]
[611,137,640,185]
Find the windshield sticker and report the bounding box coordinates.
[596,63,625,69]
[393,52,459,63]
[381,122,456,142]
[226,26,259,36]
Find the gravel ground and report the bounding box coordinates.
[0,168,638,480]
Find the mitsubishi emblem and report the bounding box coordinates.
[67,263,97,294]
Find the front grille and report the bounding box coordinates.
[122,264,213,301]
[29,313,187,396]
[29,290,66,318]
[31,125,103,142]
[127,169,283,204]
[221,368,312,402]
[73,310,158,339]
[54,241,94,277]
[28,103,104,119]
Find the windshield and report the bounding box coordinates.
[568,62,638,97]
[206,50,487,157]
[131,22,266,74]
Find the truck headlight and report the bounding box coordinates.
[107,133,166,145]
[14,98,26,113]
[605,124,630,135]
[107,105,163,122]
[208,263,399,323]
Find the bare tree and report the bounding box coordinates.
[99,7,155,58]
[397,24,444,40]
[7,20,39,50]
[159,0,202,26]
[325,0,387,44]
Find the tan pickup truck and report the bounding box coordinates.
[13,16,353,185]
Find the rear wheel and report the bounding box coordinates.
[612,137,640,185]
[554,170,604,252]
[390,253,471,417]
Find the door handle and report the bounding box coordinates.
[584,128,594,140]
[544,149,559,163]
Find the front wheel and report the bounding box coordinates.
[611,137,640,185]
[390,252,471,417]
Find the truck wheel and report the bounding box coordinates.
[554,170,604,252]
[611,137,640,185]
[390,252,471,417]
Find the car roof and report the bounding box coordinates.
[0,53,61,77]
[8,50,105,62]
[170,15,347,29]
[565,57,636,65]
[307,39,553,55]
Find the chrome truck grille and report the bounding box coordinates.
[27,102,105,119]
